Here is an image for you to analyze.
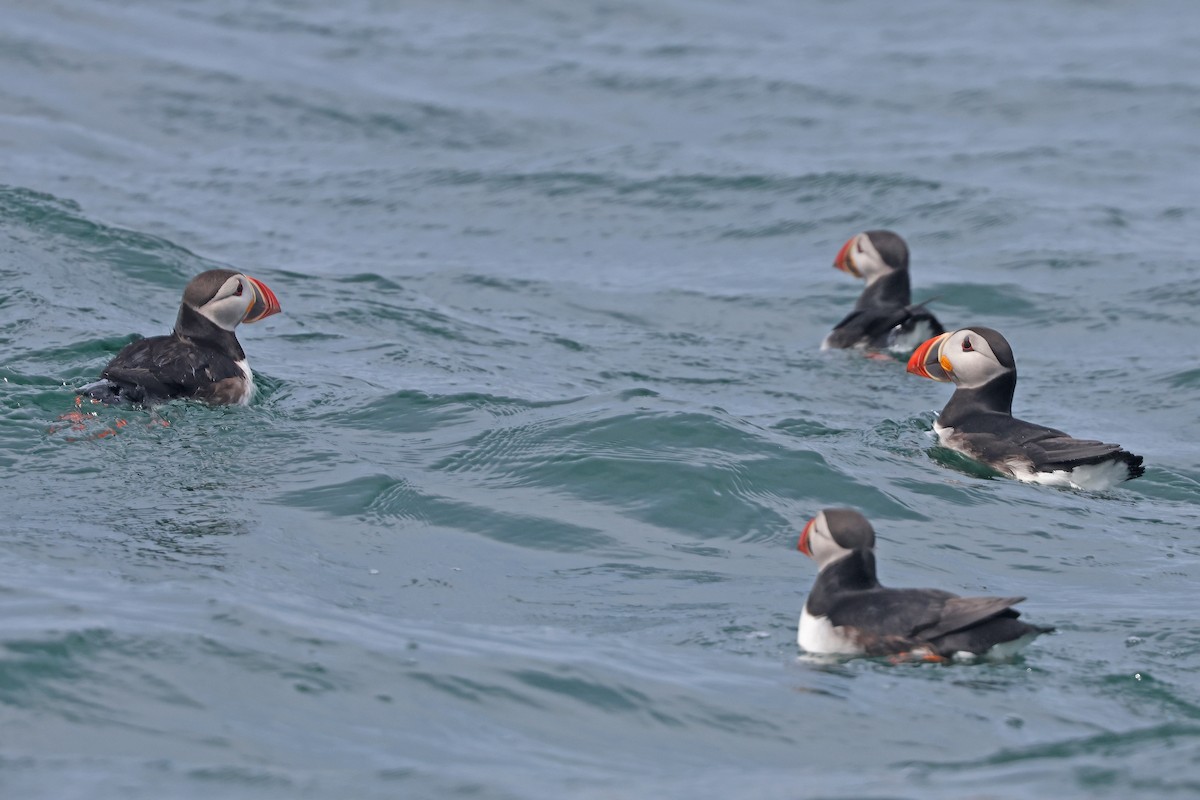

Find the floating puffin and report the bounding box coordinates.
[907,326,1143,490]
[79,269,281,406]
[822,230,944,352]
[797,509,1051,660]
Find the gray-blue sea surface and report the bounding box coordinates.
[2,1,1199,797]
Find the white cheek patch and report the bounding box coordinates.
[855,237,892,286]
[808,516,855,568]
[199,297,246,331]
[953,357,994,387]
[945,334,1005,389]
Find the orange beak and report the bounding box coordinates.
[906,332,952,381]
[242,276,282,323]
[833,236,861,278]
[798,517,815,557]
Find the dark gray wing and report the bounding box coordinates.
[824,309,874,348]
[1024,433,1144,477]
[827,303,943,350]
[886,302,944,344]
[956,415,1144,479]
[911,595,1024,641]
[826,589,1031,657]
[824,587,957,656]
[92,334,240,404]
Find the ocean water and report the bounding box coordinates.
[2,0,1200,797]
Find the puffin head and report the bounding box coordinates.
[832,230,909,285]
[184,269,282,332]
[798,508,876,569]
[906,326,1015,388]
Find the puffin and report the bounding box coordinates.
[907,326,1144,490]
[78,269,281,406]
[822,230,944,352]
[797,509,1051,660]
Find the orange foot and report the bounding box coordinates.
[888,649,948,665]
[53,409,98,432]
[55,397,166,439]
[52,409,129,439]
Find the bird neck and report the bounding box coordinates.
[856,269,910,308]
[941,372,1016,424]
[807,549,880,616]
[174,304,245,360]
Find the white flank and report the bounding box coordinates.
[937,423,1128,491]
[888,319,937,354]
[932,420,953,445]
[956,629,1046,662]
[235,358,255,405]
[798,608,863,655]
[1057,459,1130,491]
[1008,457,1129,491]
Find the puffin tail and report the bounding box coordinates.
[1123,451,1146,481]
[934,617,1053,660]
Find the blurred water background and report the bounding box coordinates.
[2,1,1200,797]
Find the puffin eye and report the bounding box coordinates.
[234,282,243,297]
[962,338,974,352]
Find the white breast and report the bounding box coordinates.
[235,358,255,405]
[798,607,864,655]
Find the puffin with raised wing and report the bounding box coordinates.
[78,269,281,406]
[906,326,1143,490]
[797,509,1051,660]
[822,230,944,352]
